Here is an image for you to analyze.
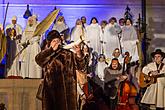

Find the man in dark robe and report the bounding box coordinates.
[35,30,85,110]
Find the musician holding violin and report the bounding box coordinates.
[141,49,165,110]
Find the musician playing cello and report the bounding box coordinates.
[104,58,128,110]
[105,52,139,110]
[141,49,165,110]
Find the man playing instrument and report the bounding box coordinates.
[35,30,86,110]
[141,49,165,110]
[104,58,127,110]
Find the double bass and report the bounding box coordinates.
[116,52,139,110]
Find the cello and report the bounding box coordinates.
[116,52,139,110]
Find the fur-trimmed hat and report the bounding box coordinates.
[151,49,165,58]
[46,30,62,42]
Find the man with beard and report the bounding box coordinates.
[5,16,22,36]
[20,16,42,78]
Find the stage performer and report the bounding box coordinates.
[35,30,86,110]
[141,49,165,110]
[21,16,42,78]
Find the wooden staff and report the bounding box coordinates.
[3,2,9,30]
[0,3,9,62]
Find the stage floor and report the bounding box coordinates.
[0,79,42,110]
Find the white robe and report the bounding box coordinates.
[96,61,107,81]
[71,25,86,42]
[86,23,102,54]
[21,25,42,78]
[121,25,139,62]
[141,62,165,108]
[83,23,88,29]
[52,22,69,33]
[100,28,105,54]
[103,23,121,60]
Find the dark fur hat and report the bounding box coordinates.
[46,30,62,42]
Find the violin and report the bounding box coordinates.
[8,28,21,41]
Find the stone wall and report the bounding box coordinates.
[0,79,42,110]
[145,0,165,62]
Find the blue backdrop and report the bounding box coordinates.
[0,0,142,77]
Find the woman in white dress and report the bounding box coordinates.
[86,17,102,55]
[100,20,108,54]
[71,19,86,42]
[103,17,121,60]
[121,18,139,62]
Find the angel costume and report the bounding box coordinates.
[103,23,121,60]
[20,16,42,78]
[86,23,102,54]
[121,25,139,62]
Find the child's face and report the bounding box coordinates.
[92,19,97,24]
[126,19,131,26]
[114,52,120,57]
[101,23,106,28]
[76,20,82,25]
[81,17,86,24]
[110,20,115,25]
[99,57,105,62]
[113,49,120,58]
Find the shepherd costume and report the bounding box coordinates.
[35,30,86,110]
